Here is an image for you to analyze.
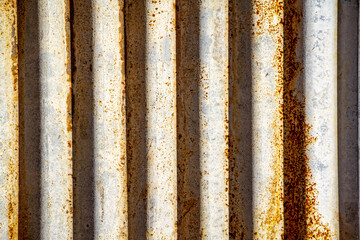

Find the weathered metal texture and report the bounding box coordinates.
[229,0,253,239]
[252,0,339,239]
[176,0,201,239]
[125,0,148,239]
[3,0,360,239]
[0,1,18,239]
[338,0,359,239]
[38,0,73,238]
[303,0,339,238]
[198,1,229,239]
[72,0,127,239]
[19,0,72,238]
[145,0,177,238]
[71,0,94,238]
[18,0,42,238]
[251,1,284,238]
[92,0,127,238]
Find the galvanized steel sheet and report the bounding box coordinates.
[1,0,359,239]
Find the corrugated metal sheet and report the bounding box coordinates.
[0,0,359,239]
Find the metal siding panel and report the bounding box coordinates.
[2,1,358,239]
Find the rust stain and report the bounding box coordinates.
[283,1,332,239]
[2,0,19,239]
[254,0,333,239]
[66,90,72,132]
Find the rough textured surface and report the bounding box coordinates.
[144,1,177,239]
[229,1,254,239]
[198,1,229,239]
[176,0,201,239]
[2,0,356,239]
[18,0,42,238]
[0,1,18,239]
[38,0,73,238]
[19,0,72,239]
[72,0,127,239]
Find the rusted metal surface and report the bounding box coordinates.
[144,0,177,238]
[18,0,41,238]
[252,0,339,239]
[0,1,18,239]
[125,1,148,239]
[92,0,127,238]
[18,0,72,238]
[2,0,359,239]
[251,1,284,238]
[72,0,127,239]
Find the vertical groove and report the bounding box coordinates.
[176,0,200,239]
[18,0,42,238]
[229,0,253,239]
[125,0,148,239]
[338,0,359,238]
[72,0,95,238]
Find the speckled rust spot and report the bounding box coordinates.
[1,0,19,239]
[283,1,332,239]
[254,0,332,239]
[253,1,284,238]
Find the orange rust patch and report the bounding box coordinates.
[254,0,332,239]
[66,90,72,132]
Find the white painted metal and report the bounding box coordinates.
[38,0,72,238]
[145,0,177,239]
[92,0,127,239]
[304,0,338,237]
[198,1,229,239]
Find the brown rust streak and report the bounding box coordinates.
[283,1,332,239]
[254,0,332,239]
[66,91,72,132]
